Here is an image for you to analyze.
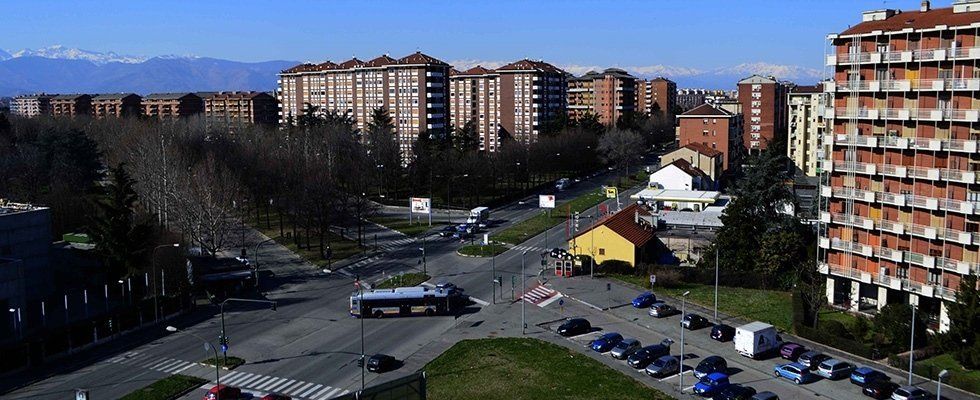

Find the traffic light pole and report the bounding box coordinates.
[218,298,277,365]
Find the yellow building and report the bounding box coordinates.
[569,204,658,267]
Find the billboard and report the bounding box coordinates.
[539,194,556,209]
[410,197,431,214]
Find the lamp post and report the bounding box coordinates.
[937,369,949,400]
[908,299,917,385]
[713,247,719,323]
[355,275,365,391]
[521,250,527,335]
[217,298,277,366]
[491,249,496,304]
[376,164,385,198]
[167,326,220,397]
[152,243,179,322]
[8,308,21,339]
[679,290,691,393]
[253,238,274,289]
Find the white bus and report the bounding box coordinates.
[349,286,460,318]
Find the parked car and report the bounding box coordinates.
[797,351,831,370]
[773,362,812,384]
[681,313,710,330]
[714,384,757,400]
[751,392,779,400]
[556,318,591,337]
[815,359,856,380]
[850,367,890,387]
[710,324,736,342]
[890,385,929,400]
[862,380,900,399]
[590,332,624,353]
[649,302,679,318]
[693,372,731,397]
[260,395,292,400]
[610,338,641,359]
[437,225,457,237]
[367,354,397,373]
[779,343,807,361]
[204,385,241,400]
[694,356,728,379]
[644,355,680,377]
[632,292,657,308]
[627,340,673,369]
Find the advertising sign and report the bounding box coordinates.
[410,197,431,214]
[538,194,556,209]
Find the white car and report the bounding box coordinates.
[891,385,929,400]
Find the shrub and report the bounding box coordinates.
[821,320,853,340]
[848,316,871,342]
[794,322,874,359]
[597,260,634,275]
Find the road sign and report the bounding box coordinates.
[558,298,564,306]
[539,194,556,209]
[221,344,228,354]
[75,389,89,400]
[410,197,431,214]
[604,187,618,199]
[650,274,657,286]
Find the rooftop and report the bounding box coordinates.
[92,93,140,101]
[0,199,48,215]
[631,189,721,203]
[282,51,449,74]
[679,142,723,158]
[144,92,200,100]
[841,4,980,35]
[661,159,711,181]
[573,203,656,246]
[679,103,731,117]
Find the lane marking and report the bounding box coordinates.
[470,297,489,306]
[299,383,323,397]
[290,382,315,395]
[538,293,564,307]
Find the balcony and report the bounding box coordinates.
[910,137,942,151]
[879,108,910,120]
[836,80,880,92]
[937,257,972,274]
[879,136,909,149]
[826,211,875,229]
[832,160,876,175]
[834,187,876,203]
[948,78,980,91]
[826,263,872,283]
[912,48,946,62]
[938,198,977,215]
[906,222,938,240]
[834,52,882,65]
[934,286,958,302]
[912,79,945,91]
[908,195,939,210]
[945,109,980,123]
[876,246,904,263]
[881,51,913,63]
[879,80,911,92]
[907,166,941,181]
[912,109,943,121]
[835,134,877,147]
[831,238,873,257]
[836,108,878,120]
[877,219,905,235]
[940,169,977,184]
[904,251,936,268]
[948,46,980,60]
[876,272,903,290]
[820,185,832,198]
[938,228,973,245]
[878,163,908,178]
[877,192,908,207]
[942,139,978,153]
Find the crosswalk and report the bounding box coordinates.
[378,237,416,251]
[512,245,548,253]
[519,284,562,307]
[211,370,350,399]
[104,351,195,375]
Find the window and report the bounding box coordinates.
[598,248,605,256]
[897,266,909,279]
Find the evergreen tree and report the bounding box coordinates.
[575,112,605,137]
[365,107,402,188]
[451,120,480,153]
[87,164,152,280]
[945,274,980,368]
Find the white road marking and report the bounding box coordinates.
[470,297,490,306]
[309,386,334,399]
[538,293,564,307]
[224,372,252,385]
[269,378,296,392]
[318,387,343,399]
[248,375,275,388]
[171,363,194,374]
[299,383,323,397]
[290,382,315,395]
[256,377,285,390]
[161,361,191,373]
[237,373,264,387]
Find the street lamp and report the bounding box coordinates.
[937,369,949,400]
[521,250,527,335]
[152,243,179,322]
[8,308,20,339]
[908,291,918,386]
[253,238,274,289]
[166,326,220,396]
[679,290,691,393]
[713,247,719,323]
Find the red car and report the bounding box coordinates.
[780,343,806,361]
[260,395,292,400]
[204,384,241,400]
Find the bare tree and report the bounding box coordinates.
[597,128,645,174]
[170,154,242,256]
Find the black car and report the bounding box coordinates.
[437,226,456,237]
[694,355,728,379]
[710,324,736,342]
[366,354,396,373]
[681,313,710,330]
[713,384,757,400]
[557,318,591,337]
[862,380,900,399]
[627,341,672,369]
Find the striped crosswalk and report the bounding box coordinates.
[519,284,562,307]
[379,237,415,251]
[512,245,548,253]
[104,351,195,374]
[209,370,350,399]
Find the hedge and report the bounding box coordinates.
[793,322,876,360]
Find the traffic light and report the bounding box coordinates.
[357,356,365,368]
[271,301,277,312]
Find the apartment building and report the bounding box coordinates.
[567,68,636,126]
[142,93,204,119]
[635,77,677,116]
[277,51,451,157]
[10,94,52,118]
[676,103,743,171]
[818,0,980,332]
[202,91,278,129]
[91,93,142,118]
[50,94,92,118]
[660,142,725,183]
[738,75,790,154]
[787,85,830,177]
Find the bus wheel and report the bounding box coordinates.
[374,310,384,319]
[425,308,434,317]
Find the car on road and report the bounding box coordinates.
[437,225,457,237]
[694,355,728,379]
[682,313,711,330]
[714,384,757,400]
[797,351,831,370]
[890,385,930,400]
[750,392,779,400]
[555,178,571,191]
[591,332,624,353]
[204,385,241,400]
[850,367,890,387]
[779,342,806,361]
[627,340,673,369]
[862,380,900,399]
[815,358,856,380]
[557,318,591,337]
[710,324,736,342]
[644,355,680,377]
[610,338,641,359]
[550,248,568,258]
[260,395,292,400]
[648,302,679,318]
[773,362,812,384]
[367,354,397,373]
[693,372,731,397]
[632,292,657,308]
[435,281,460,294]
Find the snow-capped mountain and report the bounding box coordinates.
[0,48,10,61]
[6,45,148,65]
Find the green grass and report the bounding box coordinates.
[374,272,430,289]
[248,210,364,268]
[368,216,445,237]
[818,309,860,329]
[608,275,793,331]
[493,191,607,245]
[458,244,508,257]
[916,353,980,394]
[120,374,207,400]
[425,338,672,400]
[200,356,245,369]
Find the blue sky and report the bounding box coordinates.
[1,0,930,73]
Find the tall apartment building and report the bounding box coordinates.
[50,94,92,118]
[738,75,790,154]
[91,93,142,118]
[635,77,677,116]
[202,91,278,129]
[450,66,499,151]
[787,85,830,177]
[567,68,636,126]
[10,94,52,118]
[676,103,743,171]
[818,0,980,332]
[277,52,451,157]
[142,93,204,120]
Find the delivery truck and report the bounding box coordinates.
[465,207,490,227]
[734,321,779,359]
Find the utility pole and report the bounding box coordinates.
[357,275,365,391]
[521,251,527,335]
[151,243,179,322]
[491,250,496,304]
[253,238,274,289]
[167,326,220,398]
[714,247,719,323]
[218,298,277,366]
[909,301,917,385]
[679,290,690,393]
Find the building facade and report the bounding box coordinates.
[787,85,830,177]
[676,104,743,171]
[50,94,92,118]
[449,66,499,151]
[0,202,52,315]
[202,91,278,129]
[91,93,142,118]
[10,94,52,118]
[567,68,636,126]
[635,77,677,116]
[277,52,451,157]
[660,143,726,183]
[818,0,980,332]
[142,93,204,119]
[738,75,790,154]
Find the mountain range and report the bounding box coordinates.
[0,45,823,97]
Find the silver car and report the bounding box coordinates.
[648,302,678,318]
[891,385,929,400]
[610,338,641,360]
[645,355,680,377]
[815,358,856,380]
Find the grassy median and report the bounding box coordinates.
[493,191,607,245]
[369,216,444,237]
[200,356,245,369]
[375,272,430,289]
[120,374,207,400]
[458,243,508,257]
[248,209,363,268]
[425,338,672,400]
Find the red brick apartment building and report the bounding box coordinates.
[738,75,789,154]
[567,68,637,126]
[50,94,92,117]
[636,77,677,116]
[676,103,743,171]
[91,93,142,118]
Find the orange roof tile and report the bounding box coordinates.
[841,6,980,36]
[574,204,655,247]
